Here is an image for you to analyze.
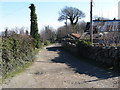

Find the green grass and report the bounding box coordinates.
[35,48,41,54]
[2,60,34,84]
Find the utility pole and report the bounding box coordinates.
[65,16,67,35]
[66,18,67,35]
[90,0,93,44]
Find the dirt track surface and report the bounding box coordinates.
[2,44,119,88]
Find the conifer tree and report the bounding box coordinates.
[29,4,41,48]
[5,28,8,37]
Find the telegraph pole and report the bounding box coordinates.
[90,0,93,44]
[65,16,67,35]
[66,18,67,34]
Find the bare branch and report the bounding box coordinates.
[58,6,85,25]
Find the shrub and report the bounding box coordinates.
[77,40,92,46]
[44,40,51,46]
[1,34,36,77]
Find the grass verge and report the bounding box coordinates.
[2,61,34,84]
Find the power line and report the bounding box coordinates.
[3,4,28,18]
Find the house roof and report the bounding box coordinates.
[93,20,120,22]
[85,20,120,32]
[70,33,81,38]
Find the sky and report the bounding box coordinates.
[0,0,120,32]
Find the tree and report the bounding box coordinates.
[29,4,41,48]
[58,6,85,26]
[41,26,56,43]
[5,28,8,37]
[56,21,86,41]
[19,27,25,35]
[26,30,29,35]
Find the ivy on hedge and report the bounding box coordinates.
[1,34,41,77]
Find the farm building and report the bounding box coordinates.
[86,20,120,33]
[85,20,120,46]
[93,20,120,32]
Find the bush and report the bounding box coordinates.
[44,40,51,46]
[77,40,92,46]
[36,40,42,49]
[1,34,36,77]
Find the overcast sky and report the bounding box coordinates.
[0,0,119,32]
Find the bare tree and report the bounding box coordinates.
[58,6,85,26]
[56,21,86,41]
[57,26,67,41]
[2,28,16,37]
[101,31,120,47]
[110,32,120,47]
[19,27,25,35]
[40,26,56,43]
[74,21,86,34]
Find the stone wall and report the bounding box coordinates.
[62,40,120,67]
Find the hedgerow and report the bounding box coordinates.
[1,34,41,78]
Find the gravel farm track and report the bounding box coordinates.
[2,44,120,88]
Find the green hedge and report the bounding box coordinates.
[77,40,92,46]
[44,40,51,46]
[1,34,40,78]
